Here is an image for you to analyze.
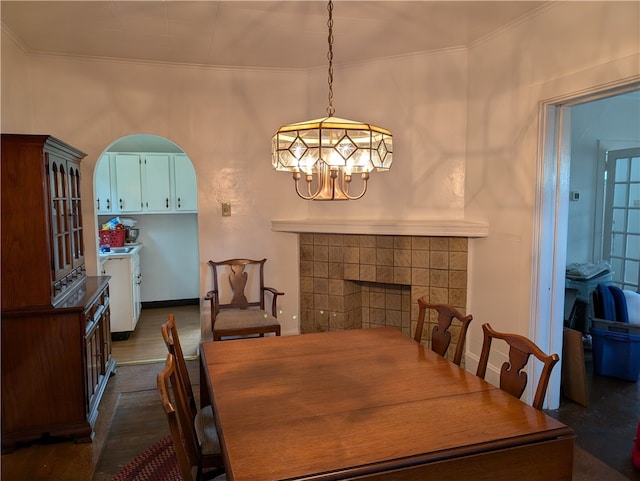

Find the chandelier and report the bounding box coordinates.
[271,0,393,200]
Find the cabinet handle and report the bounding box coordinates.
[119,198,123,209]
[97,199,100,210]
[166,198,169,208]
[177,197,181,208]
[106,199,110,210]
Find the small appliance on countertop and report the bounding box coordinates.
[119,217,139,244]
[125,228,139,244]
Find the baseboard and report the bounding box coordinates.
[141,298,199,309]
[111,331,132,341]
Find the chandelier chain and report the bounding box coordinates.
[326,0,335,117]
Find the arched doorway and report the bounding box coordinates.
[94,134,200,364]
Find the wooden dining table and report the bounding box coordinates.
[200,327,574,481]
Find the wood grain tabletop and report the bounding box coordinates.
[201,327,574,481]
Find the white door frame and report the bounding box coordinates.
[533,80,640,409]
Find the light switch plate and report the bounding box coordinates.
[222,202,231,216]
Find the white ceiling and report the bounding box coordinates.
[1,1,547,70]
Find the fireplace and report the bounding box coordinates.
[299,233,469,361]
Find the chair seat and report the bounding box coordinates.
[195,404,221,455]
[215,309,280,332]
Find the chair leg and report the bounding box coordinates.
[199,363,211,409]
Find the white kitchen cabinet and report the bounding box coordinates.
[143,154,172,212]
[102,247,142,334]
[132,252,141,322]
[174,154,198,212]
[101,152,196,214]
[114,154,143,212]
[95,154,113,214]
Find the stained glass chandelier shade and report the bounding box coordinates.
[270,1,393,200]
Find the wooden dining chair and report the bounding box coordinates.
[161,315,224,477]
[157,354,223,481]
[162,313,203,412]
[413,298,473,366]
[205,258,284,341]
[475,323,560,410]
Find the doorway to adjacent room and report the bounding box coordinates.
[534,83,640,408]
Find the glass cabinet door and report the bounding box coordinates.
[48,154,85,289]
[49,155,73,281]
[68,160,84,270]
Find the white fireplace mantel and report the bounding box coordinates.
[271,219,488,237]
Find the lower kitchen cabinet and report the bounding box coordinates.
[1,277,115,452]
[103,248,142,336]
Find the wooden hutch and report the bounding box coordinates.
[1,134,115,452]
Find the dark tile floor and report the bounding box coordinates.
[548,351,640,480]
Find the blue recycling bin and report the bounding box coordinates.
[591,327,640,381]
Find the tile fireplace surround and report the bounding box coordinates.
[298,233,470,362]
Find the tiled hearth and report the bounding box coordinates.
[299,233,469,361]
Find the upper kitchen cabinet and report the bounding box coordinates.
[143,154,172,212]
[95,154,113,214]
[97,152,197,214]
[114,153,143,213]
[174,154,198,212]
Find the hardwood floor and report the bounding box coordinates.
[0,306,204,481]
[549,352,640,480]
[0,363,162,480]
[111,305,202,364]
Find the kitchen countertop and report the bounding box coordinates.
[98,243,143,260]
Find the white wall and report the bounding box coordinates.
[1,28,469,338]
[127,214,200,303]
[568,92,640,264]
[1,33,309,336]
[2,1,639,367]
[304,48,469,221]
[1,30,31,129]
[465,1,639,386]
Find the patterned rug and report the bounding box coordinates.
[111,436,180,481]
[111,435,227,481]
